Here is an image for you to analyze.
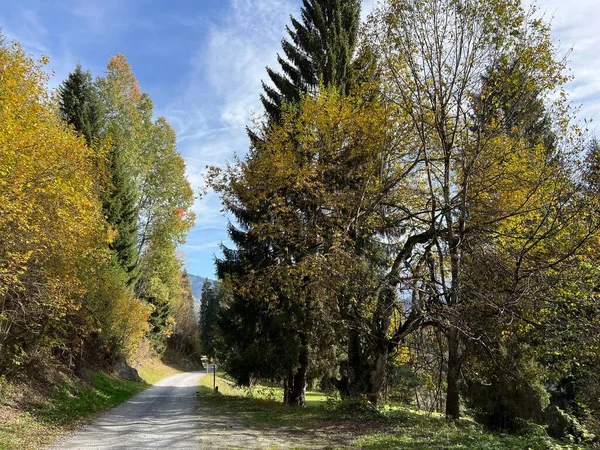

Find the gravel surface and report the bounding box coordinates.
[50,371,204,449]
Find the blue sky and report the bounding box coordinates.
[1,0,598,278]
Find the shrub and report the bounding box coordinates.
[465,378,549,432]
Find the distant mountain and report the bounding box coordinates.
[188,274,212,299]
[188,274,217,313]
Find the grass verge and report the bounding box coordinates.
[199,372,333,430]
[0,359,178,450]
[198,374,586,450]
[137,359,181,385]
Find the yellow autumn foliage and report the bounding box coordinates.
[0,40,107,366]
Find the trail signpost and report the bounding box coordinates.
[201,355,217,392]
[213,364,217,393]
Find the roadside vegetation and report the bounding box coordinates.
[0,359,179,450]
[0,34,200,385]
[0,30,200,450]
[198,374,586,449]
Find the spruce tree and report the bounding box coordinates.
[58,64,103,146]
[105,149,140,287]
[261,0,361,123]
[216,0,362,406]
[199,279,222,358]
[215,207,302,386]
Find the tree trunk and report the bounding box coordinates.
[334,329,370,399]
[445,329,461,420]
[289,340,308,406]
[334,323,390,404]
[368,345,388,405]
[283,375,294,404]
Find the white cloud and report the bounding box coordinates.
[164,0,298,247]
[531,0,600,124]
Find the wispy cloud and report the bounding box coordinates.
[163,0,297,275]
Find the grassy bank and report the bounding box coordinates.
[198,374,585,450]
[136,358,181,385]
[0,359,179,450]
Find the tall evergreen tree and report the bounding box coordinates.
[58,64,103,146]
[105,149,140,286]
[215,207,302,389]
[261,0,361,123]
[199,279,220,358]
[215,0,362,407]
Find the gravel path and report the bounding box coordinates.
[195,412,336,450]
[48,371,344,449]
[50,372,204,449]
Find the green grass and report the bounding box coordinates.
[199,373,335,429]
[37,373,148,424]
[0,373,148,450]
[354,406,583,450]
[137,362,179,385]
[198,374,587,450]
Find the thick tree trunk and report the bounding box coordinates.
[445,329,461,420]
[368,347,388,405]
[333,330,388,404]
[333,329,369,400]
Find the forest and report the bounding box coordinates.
[2,0,600,447]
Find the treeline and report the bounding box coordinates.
[208,0,600,441]
[0,37,200,377]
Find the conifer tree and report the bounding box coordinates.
[105,150,140,286]
[215,0,362,406]
[199,279,221,358]
[215,207,303,387]
[261,0,361,123]
[58,64,103,146]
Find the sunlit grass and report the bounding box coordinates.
[137,360,181,385]
[1,360,179,450]
[198,374,587,450]
[198,374,333,429]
